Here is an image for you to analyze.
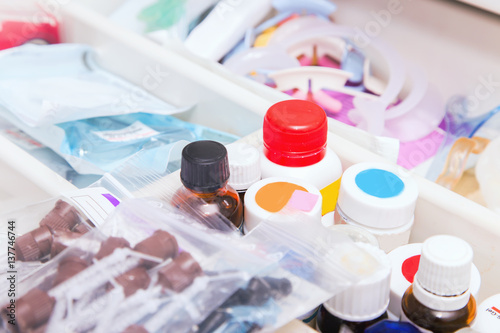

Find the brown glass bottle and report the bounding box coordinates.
[172,140,243,231]
[401,286,476,333]
[316,305,388,333]
[401,235,477,333]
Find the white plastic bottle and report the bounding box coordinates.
[316,243,392,333]
[334,162,418,252]
[260,100,343,223]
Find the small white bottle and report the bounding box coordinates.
[260,100,343,221]
[316,243,392,332]
[334,162,418,252]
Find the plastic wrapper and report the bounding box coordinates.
[0,110,238,175]
[91,139,241,233]
[0,198,270,333]
[0,188,121,290]
[0,43,191,127]
[426,96,500,182]
[0,197,94,294]
[198,206,385,332]
[0,191,383,333]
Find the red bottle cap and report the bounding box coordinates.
[263,100,328,167]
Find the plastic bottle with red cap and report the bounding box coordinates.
[260,100,343,223]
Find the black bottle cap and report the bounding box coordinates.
[180,141,230,193]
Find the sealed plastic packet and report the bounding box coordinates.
[0,198,270,333]
[0,43,191,127]
[0,187,120,292]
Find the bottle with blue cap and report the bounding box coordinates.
[334,162,419,253]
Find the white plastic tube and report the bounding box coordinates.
[184,0,272,61]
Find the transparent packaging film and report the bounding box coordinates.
[92,139,241,233]
[1,198,269,333]
[201,208,384,332]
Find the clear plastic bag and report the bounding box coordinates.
[0,193,104,297]
[0,109,238,175]
[200,208,385,332]
[0,43,191,127]
[0,198,270,333]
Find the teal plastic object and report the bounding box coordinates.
[138,0,187,32]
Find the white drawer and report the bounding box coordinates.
[0,1,499,331]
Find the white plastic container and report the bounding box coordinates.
[260,100,343,220]
[318,243,391,332]
[244,176,322,232]
[334,162,419,253]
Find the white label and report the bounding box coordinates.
[63,187,120,227]
[401,309,432,332]
[93,121,159,142]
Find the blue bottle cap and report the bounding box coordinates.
[365,319,420,333]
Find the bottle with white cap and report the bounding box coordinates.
[401,235,477,332]
[226,142,261,204]
[387,243,481,320]
[316,243,392,333]
[334,162,418,253]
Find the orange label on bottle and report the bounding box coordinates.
[255,182,307,213]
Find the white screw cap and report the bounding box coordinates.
[324,243,391,322]
[414,235,473,311]
[337,162,418,229]
[226,142,261,191]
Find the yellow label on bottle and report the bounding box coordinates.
[320,177,341,216]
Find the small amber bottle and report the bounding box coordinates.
[401,235,476,332]
[172,140,243,232]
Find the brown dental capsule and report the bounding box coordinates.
[157,252,203,293]
[52,256,90,287]
[49,230,84,258]
[12,289,55,332]
[113,267,151,297]
[39,200,80,231]
[95,237,131,260]
[15,226,53,261]
[122,325,149,333]
[133,230,178,268]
